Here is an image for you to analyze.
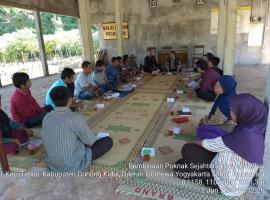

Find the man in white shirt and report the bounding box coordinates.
[74,61,103,100]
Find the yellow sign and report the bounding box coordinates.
[103,22,129,40]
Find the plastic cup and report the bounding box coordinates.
[143,154,150,162]
[170,110,175,116]
[168,128,174,136]
[28,144,36,155]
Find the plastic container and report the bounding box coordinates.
[143,154,150,162]
[168,128,174,136]
[28,144,36,155]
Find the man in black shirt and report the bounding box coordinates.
[144,49,158,73]
[165,51,182,73]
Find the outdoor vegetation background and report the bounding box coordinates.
[0,7,99,63]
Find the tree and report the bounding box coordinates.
[0,7,35,35]
[0,6,90,36]
[40,12,56,34]
[61,16,78,31]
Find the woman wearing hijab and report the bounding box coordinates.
[197,75,237,139]
[173,93,267,197]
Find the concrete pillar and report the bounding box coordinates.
[223,0,237,75]
[115,0,123,56]
[261,0,270,65]
[263,64,270,195]
[78,0,95,64]
[258,1,270,193]
[216,0,227,67]
[34,11,49,76]
[263,4,270,190]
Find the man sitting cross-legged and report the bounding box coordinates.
[42,86,113,173]
[10,72,53,128]
[74,61,103,100]
[45,67,83,109]
[92,60,110,92]
[105,57,120,91]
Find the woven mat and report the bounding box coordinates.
[2,76,156,173]
[139,74,179,92]
[83,74,189,179]
[1,146,45,173]
[86,91,168,174]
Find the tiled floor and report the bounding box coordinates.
[234,65,268,101]
[0,65,268,200]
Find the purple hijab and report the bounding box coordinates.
[196,124,229,140]
[222,94,268,165]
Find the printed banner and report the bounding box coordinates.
[210,6,251,34]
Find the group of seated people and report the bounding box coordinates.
[141,50,267,197]
[0,50,267,198]
[64,55,141,101]
[1,53,141,158]
[144,49,182,74]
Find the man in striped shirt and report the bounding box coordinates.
[42,86,113,173]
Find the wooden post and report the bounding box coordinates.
[115,0,123,56]
[34,11,49,76]
[0,132,10,173]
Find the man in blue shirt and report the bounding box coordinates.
[45,68,78,109]
[105,57,120,91]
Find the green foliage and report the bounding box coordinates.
[93,39,99,54]
[5,37,38,63]
[40,13,56,35]
[0,29,91,63]
[61,16,78,31]
[0,7,35,35]
[92,25,98,33]
[44,39,58,59]
[0,7,100,63]
[63,41,82,57]
[0,48,4,62]
[0,6,81,36]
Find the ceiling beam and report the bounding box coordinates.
[0,0,79,17]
